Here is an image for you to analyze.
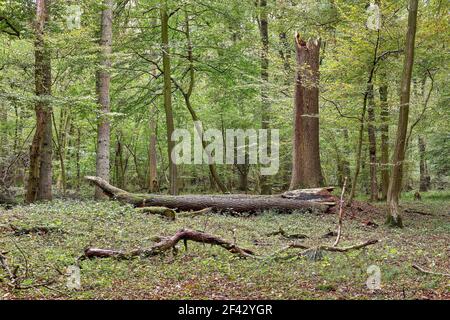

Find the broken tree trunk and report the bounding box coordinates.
[85,176,335,213]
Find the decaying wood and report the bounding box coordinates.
[179,207,213,217]
[266,227,308,240]
[333,177,347,247]
[85,176,335,214]
[275,239,379,260]
[412,264,450,277]
[135,207,176,220]
[82,228,255,260]
[9,225,64,236]
[0,252,17,287]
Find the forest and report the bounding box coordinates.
[0,0,449,301]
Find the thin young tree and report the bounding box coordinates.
[386,0,419,227]
[160,3,177,195]
[379,76,390,200]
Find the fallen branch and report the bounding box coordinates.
[333,177,347,247]
[135,207,176,220]
[412,264,450,277]
[10,225,64,236]
[179,207,213,217]
[273,239,379,260]
[266,227,308,240]
[82,228,255,260]
[0,252,17,287]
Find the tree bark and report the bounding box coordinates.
[171,11,228,193]
[258,0,272,195]
[148,105,158,192]
[418,136,430,192]
[160,4,177,195]
[290,34,324,189]
[26,0,52,203]
[367,83,378,201]
[386,0,418,227]
[85,176,335,214]
[95,0,113,199]
[379,81,389,200]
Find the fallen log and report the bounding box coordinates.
[85,176,335,214]
[82,228,255,259]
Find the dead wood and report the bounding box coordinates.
[135,206,176,220]
[412,264,450,277]
[85,176,334,214]
[82,228,255,260]
[333,177,347,247]
[10,225,64,236]
[266,227,308,239]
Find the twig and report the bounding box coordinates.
[333,177,347,247]
[0,252,17,287]
[412,264,450,277]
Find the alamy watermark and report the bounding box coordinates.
[66,265,81,290]
[366,2,381,31]
[366,265,381,291]
[171,121,279,176]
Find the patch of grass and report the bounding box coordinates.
[0,196,449,300]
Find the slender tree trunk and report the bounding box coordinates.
[290,34,324,189]
[95,0,113,199]
[258,0,271,194]
[148,106,158,192]
[348,31,381,205]
[76,127,81,191]
[0,101,7,158]
[26,0,52,203]
[386,0,418,227]
[160,4,177,195]
[418,136,430,192]
[367,84,378,201]
[379,80,389,200]
[177,11,227,193]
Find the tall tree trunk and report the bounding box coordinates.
[160,4,177,195]
[258,0,271,194]
[386,0,418,227]
[290,34,324,189]
[148,105,158,192]
[379,80,389,200]
[95,0,113,199]
[367,83,378,201]
[418,136,430,192]
[26,0,52,203]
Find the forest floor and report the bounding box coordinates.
[0,191,449,300]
